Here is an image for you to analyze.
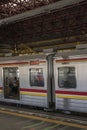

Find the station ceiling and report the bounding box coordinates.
[0,0,57,19]
[0,0,87,56]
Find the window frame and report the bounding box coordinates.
[58,66,76,89]
[29,68,44,87]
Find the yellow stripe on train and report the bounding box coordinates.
[56,94,87,100]
[20,91,47,97]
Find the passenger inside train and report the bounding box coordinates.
[9,77,19,96]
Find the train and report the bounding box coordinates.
[0,48,87,113]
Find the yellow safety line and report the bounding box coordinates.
[20,92,47,97]
[0,110,87,129]
[56,94,87,100]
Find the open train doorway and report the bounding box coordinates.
[3,67,20,100]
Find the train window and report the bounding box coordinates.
[58,67,76,88]
[29,68,44,87]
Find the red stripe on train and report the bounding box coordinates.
[56,58,87,62]
[20,88,47,93]
[56,90,87,96]
[0,62,29,66]
[0,61,46,66]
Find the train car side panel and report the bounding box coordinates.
[19,60,48,108]
[54,57,87,113]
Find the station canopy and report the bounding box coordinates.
[0,0,86,56]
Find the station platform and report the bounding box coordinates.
[0,104,87,130]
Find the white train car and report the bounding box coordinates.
[0,48,87,113]
[54,49,87,113]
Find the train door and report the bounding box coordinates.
[3,67,20,100]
